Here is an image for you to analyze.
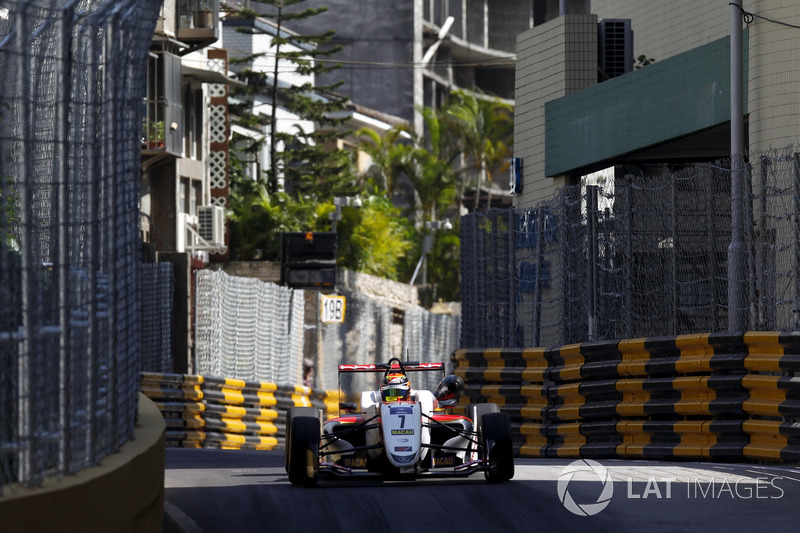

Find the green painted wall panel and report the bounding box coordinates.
[545,33,749,176]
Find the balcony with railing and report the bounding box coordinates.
[176,0,218,44]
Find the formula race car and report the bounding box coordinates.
[285,357,514,486]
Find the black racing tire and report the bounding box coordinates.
[481,412,514,482]
[285,407,320,474]
[287,415,320,486]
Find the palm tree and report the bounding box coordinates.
[443,91,513,211]
[356,125,412,199]
[401,146,456,223]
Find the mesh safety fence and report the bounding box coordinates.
[0,0,161,490]
[461,150,800,348]
[140,263,174,374]
[318,290,461,399]
[194,271,461,401]
[194,269,305,386]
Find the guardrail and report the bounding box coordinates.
[140,373,341,449]
[453,332,800,462]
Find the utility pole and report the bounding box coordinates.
[728,0,746,331]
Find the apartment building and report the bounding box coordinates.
[514,0,800,205]
[141,0,238,260]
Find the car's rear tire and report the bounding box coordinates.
[481,412,514,482]
[285,407,319,474]
[287,415,320,486]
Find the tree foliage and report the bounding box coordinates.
[443,91,513,210]
[224,3,514,302]
[227,1,352,198]
[331,193,414,280]
[354,90,513,302]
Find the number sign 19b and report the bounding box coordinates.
[320,294,346,323]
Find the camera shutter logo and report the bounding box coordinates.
[557,459,614,516]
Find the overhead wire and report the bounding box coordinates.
[731,3,800,29]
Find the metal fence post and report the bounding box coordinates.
[15,3,33,486]
[706,166,718,331]
[532,207,544,347]
[671,170,678,334]
[793,154,800,330]
[622,175,632,338]
[508,209,517,347]
[586,185,598,341]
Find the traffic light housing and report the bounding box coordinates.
[280,231,337,288]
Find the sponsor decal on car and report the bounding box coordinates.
[391,429,414,435]
[343,457,367,468]
[433,454,456,467]
[394,446,412,452]
[389,406,413,414]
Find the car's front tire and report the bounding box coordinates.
[287,415,320,486]
[481,411,514,482]
[284,406,320,474]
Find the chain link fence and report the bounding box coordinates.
[195,269,305,385]
[140,263,174,374]
[0,0,161,491]
[194,271,461,400]
[462,149,800,349]
[317,290,460,398]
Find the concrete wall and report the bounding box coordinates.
[746,1,800,152]
[514,14,598,206]
[283,0,418,125]
[0,394,166,533]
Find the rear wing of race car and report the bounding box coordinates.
[335,360,457,415]
[338,361,445,373]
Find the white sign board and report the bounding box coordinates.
[320,294,346,323]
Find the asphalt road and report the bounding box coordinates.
[164,448,800,533]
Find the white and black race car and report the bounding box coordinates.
[285,357,514,486]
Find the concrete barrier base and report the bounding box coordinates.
[0,393,166,533]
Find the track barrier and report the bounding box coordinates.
[140,373,341,450]
[454,331,800,462]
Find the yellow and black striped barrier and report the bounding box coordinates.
[140,372,342,450]
[454,331,800,462]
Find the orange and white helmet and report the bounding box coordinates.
[380,372,411,402]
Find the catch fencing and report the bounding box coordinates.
[461,150,800,348]
[0,0,162,491]
[140,262,174,374]
[194,269,305,385]
[194,270,461,400]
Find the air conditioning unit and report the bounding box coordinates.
[598,19,632,80]
[198,205,225,246]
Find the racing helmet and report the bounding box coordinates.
[381,372,411,402]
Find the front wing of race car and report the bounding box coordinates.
[318,412,488,479]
